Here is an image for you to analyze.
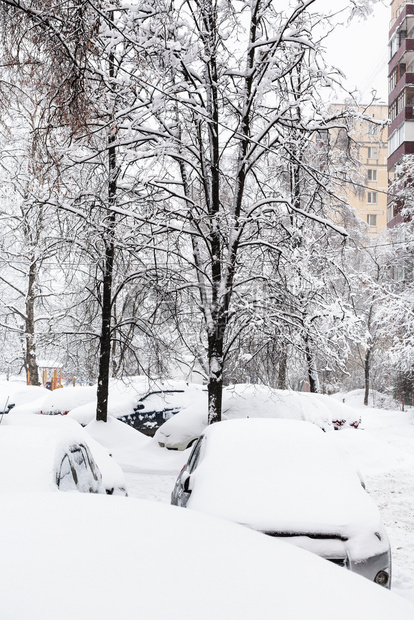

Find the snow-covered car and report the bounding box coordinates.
[38,385,97,416]
[303,392,361,429]
[155,384,334,450]
[117,382,208,436]
[0,426,104,494]
[3,413,127,496]
[65,379,207,437]
[171,418,392,588]
[0,493,412,620]
[0,382,49,414]
[85,435,128,496]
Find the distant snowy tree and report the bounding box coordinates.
[0,0,385,418]
[131,0,375,417]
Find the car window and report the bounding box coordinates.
[57,455,78,491]
[71,447,87,469]
[70,445,99,492]
[79,445,99,481]
[187,437,205,473]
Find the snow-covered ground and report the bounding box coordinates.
[95,392,414,603]
[3,383,414,603]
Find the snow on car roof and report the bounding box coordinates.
[0,493,412,620]
[155,384,342,450]
[0,382,50,411]
[37,385,98,415]
[3,413,126,494]
[223,384,332,429]
[0,425,79,492]
[188,419,386,558]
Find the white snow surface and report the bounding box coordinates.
[2,386,414,606]
[0,426,70,492]
[0,492,412,620]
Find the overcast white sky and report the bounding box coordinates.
[324,2,389,103]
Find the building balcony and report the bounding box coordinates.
[389,39,414,74]
[388,139,414,169]
[390,3,414,38]
[389,105,414,134]
[389,72,414,103]
[388,212,404,228]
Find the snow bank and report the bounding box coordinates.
[86,416,187,473]
[0,493,412,620]
[331,389,403,412]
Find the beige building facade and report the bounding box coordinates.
[331,104,389,235]
[348,105,388,234]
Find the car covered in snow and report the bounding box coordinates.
[3,413,127,496]
[155,384,344,450]
[171,418,392,588]
[117,387,206,436]
[0,382,49,414]
[0,493,412,619]
[64,379,207,437]
[0,425,104,494]
[38,385,98,416]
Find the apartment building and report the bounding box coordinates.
[388,0,414,226]
[330,104,388,234]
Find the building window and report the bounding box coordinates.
[397,90,405,114]
[368,124,378,136]
[389,67,398,92]
[389,34,399,60]
[367,214,377,227]
[367,147,378,159]
[388,124,405,156]
[367,169,377,182]
[367,192,377,204]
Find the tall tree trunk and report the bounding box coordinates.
[25,260,39,385]
[96,33,116,423]
[205,1,223,424]
[364,347,371,406]
[207,327,224,424]
[95,214,115,422]
[305,336,320,393]
[277,345,288,390]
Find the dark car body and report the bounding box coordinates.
[117,390,186,436]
